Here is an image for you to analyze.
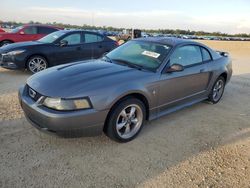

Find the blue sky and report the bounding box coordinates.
[1,0,250,34]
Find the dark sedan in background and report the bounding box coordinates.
[19,37,232,142]
[0,30,118,73]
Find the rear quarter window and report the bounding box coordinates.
[84,33,103,43]
[201,47,212,61]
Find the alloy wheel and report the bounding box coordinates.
[116,104,143,139]
[28,57,47,73]
[212,79,224,102]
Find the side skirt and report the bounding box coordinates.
[148,97,208,121]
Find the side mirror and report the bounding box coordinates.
[166,64,184,73]
[19,31,25,35]
[60,40,68,47]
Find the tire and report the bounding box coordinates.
[27,55,48,74]
[208,76,225,104]
[0,40,13,47]
[105,98,146,142]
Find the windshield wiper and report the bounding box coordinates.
[103,55,114,64]
[112,59,146,71]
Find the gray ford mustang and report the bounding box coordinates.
[19,37,232,142]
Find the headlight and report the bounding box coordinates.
[6,50,26,56]
[43,97,91,111]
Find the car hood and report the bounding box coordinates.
[27,60,153,98]
[0,41,45,52]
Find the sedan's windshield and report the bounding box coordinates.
[11,26,24,33]
[106,40,171,71]
[38,31,66,43]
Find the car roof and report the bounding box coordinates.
[23,24,63,29]
[134,37,200,47]
[135,37,222,60]
[57,29,105,35]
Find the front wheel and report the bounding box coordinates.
[0,40,13,47]
[105,98,146,142]
[208,76,225,104]
[27,56,48,74]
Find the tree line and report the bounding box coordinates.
[1,20,250,38]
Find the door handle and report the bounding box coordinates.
[200,69,205,73]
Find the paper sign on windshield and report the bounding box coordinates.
[142,51,160,58]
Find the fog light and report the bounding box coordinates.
[7,62,15,66]
[7,62,17,68]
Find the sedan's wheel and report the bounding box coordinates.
[0,40,13,47]
[208,76,225,104]
[27,56,48,73]
[105,98,146,142]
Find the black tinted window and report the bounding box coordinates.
[38,27,58,34]
[170,45,202,66]
[24,26,37,34]
[84,33,103,43]
[201,47,212,61]
[61,33,81,45]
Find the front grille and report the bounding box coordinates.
[27,85,43,102]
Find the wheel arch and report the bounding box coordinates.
[103,92,150,132]
[0,39,14,45]
[219,72,228,82]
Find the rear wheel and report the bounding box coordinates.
[105,98,146,142]
[27,55,48,74]
[208,76,225,104]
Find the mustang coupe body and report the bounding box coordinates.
[19,37,232,142]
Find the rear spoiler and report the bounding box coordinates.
[216,51,229,57]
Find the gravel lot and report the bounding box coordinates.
[0,41,250,188]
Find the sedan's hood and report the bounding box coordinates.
[0,41,45,52]
[27,60,151,98]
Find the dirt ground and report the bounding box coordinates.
[0,40,250,188]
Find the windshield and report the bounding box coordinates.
[11,26,24,33]
[38,31,65,43]
[106,41,171,71]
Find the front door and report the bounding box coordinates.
[19,26,38,42]
[158,45,211,112]
[54,32,83,65]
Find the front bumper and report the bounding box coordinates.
[0,53,26,69]
[18,85,109,137]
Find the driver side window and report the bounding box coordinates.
[170,45,202,67]
[61,33,81,45]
